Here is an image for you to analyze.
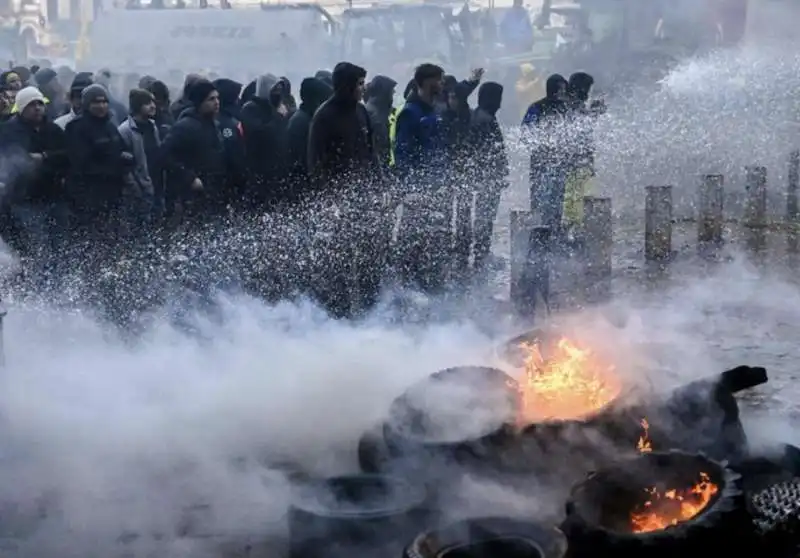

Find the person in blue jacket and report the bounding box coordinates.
[393,63,452,293]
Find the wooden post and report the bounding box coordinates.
[583,197,612,301]
[744,165,767,228]
[698,174,724,255]
[644,185,673,261]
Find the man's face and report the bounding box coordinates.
[200,90,219,115]
[7,76,21,91]
[424,76,444,98]
[354,77,366,102]
[22,99,45,123]
[89,97,109,118]
[141,99,156,118]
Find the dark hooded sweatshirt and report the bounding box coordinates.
[286,77,332,186]
[239,74,290,207]
[470,82,508,189]
[364,75,397,171]
[169,74,202,122]
[212,78,246,185]
[522,73,569,173]
[307,62,377,194]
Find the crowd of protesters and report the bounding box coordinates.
[0,60,599,323]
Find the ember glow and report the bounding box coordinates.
[518,338,621,423]
[630,472,719,533]
[637,418,653,453]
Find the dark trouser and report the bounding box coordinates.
[531,166,568,230]
[473,188,503,272]
[396,192,452,294]
[307,194,391,319]
[452,190,472,280]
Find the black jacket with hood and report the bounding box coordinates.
[239,73,290,206]
[470,82,508,190]
[364,75,397,171]
[286,77,332,183]
[307,62,377,195]
[169,74,202,122]
[522,73,570,173]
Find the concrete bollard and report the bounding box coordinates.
[583,197,612,301]
[788,150,799,223]
[510,210,552,319]
[698,174,724,254]
[744,165,767,228]
[644,185,673,261]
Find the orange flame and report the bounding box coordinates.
[519,338,620,423]
[637,418,653,453]
[630,472,719,533]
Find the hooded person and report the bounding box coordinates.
[145,79,174,132]
[306,61,384,318]
[314,70,333,89]
[277,76,297,115]
[364,75,397,171]
[211,78,246,193]
[286,77,332,190]
[27,68,65,121]
[469,82,508,272]
[522,73,570,229]
[64,83,138,233]
[160,79,232,219]
[169,73,203,122]
[54,72,93,130]
[92,68,127,126]
[238,73,290,211]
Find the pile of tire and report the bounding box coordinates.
[560,450,756,558]
[288,473,429,558]
[403,517,568,558]
[358,366,521,487]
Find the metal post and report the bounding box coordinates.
[744,165,767,228]
[788,150,799,222]
[698,174,724,255]
[510,210,535,317]
[583,196,612,301]
[644,185,673,261]
[0,301,6,367]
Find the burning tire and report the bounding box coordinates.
[382,366,520,471]
[288,474,429,558]
[403,517,568,558]
[561,450,754,558]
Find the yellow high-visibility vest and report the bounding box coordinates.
[11,96,50,114]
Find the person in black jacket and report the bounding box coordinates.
[169,73,202,122]
[239,73,290,212]
[285,77,331,200]
[364,74,396,172]
[146,79,175,135]
[521,73,569,228]
[64,84,137,259]
[470,81,508,274]
[306,61,385,318]
[161,79,231,224]
[211,77,246,204]
[0,86,69,276]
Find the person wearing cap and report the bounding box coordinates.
[64,83,138,246]
[94,68,127,126]
[161,79,232,222]
[119,88,164,223]
[0,86,69,268]
[54,72,93,130]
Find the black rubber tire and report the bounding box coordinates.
[403,517,568,558]
[382,366,520,468]
[561,450,756,558]
[288,474,429,558]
